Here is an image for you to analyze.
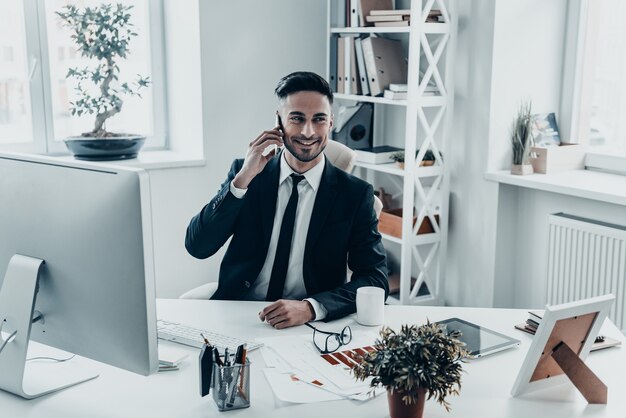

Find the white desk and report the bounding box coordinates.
[2,299,625,417]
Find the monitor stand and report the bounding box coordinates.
[0,254,99,399]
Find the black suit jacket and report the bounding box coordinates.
[185,154,388,321]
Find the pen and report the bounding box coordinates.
[238,344,248,400]
[200,333,211,346]
[224,348,230,367]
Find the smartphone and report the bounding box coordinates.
[262,115,284,157]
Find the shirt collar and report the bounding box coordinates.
[279,150,325,192]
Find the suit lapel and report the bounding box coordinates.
[303,160,339,291]
[260,155,281,249]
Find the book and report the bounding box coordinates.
[383,90,407,100]
[531,112,561,147]
[374,21,410,27]
[370,9,410,16]
[365,15,406,22]
[358,0,393,26]
[361,37,408,96]
[514,311,622,352]
[354,145,402,164]
[389,83,408,92]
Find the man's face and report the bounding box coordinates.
[278,91,333,168]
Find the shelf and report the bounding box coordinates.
[380,231,441,246]
[355,162,403,176]
[334,93,446,107]
[355,161,443,178]
[330,23,449,35]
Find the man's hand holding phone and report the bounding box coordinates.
[233,118,284,189]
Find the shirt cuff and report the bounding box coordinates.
[229,181,248,199]
[305,298,327,321]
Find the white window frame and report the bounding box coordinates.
[561,0,626,175]
[2,0,168,154]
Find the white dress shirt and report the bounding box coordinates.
[229,152,328,320]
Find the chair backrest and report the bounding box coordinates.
[324,140,357,173]
[325,140,382,218]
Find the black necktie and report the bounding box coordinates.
[266,174,305,301]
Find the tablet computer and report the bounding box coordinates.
[437,318,520,357]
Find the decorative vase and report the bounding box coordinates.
[510,163,533,175]
[387,388,427,418]
[64,135,146,161]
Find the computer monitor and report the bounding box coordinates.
[0,152,158,399]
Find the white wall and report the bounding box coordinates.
[445,0,569,307]
[150,0,326,297]
[494,187,626,309]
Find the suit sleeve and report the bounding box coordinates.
[312,184,389,321]
[185,159,245,259]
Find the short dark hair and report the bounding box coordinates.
[274,71,333,105]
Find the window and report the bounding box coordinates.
[0,2,34,146]
[0,0,166,154]
[563,0,626,174]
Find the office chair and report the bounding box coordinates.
[179,140,382,299]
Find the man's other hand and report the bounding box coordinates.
[258,300,315,329]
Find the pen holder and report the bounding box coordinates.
[211,360,250,411]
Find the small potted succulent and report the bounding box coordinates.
[353,322,468,418]
[510,101,534,175]
[390,150,437,169]
[57,3,151,161]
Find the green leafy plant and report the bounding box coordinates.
[353,322,468,411]
[56,3,150,137]
[510,101,533,165]
[389,150,437,164]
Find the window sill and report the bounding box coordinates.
[485,169,626,206]
[53,149,205,170]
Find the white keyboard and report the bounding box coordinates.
[157,319,263,352]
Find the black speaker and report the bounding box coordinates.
[333,103,373,150]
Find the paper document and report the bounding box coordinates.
[258,332,382,403]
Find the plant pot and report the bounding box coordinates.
[387,388,427,418]
[510,163,533,175]
[64,135,146,161]
[395,160,435,170]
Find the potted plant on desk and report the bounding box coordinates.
[353,322,467,418]
[56,3,151,161]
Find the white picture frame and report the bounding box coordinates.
[511,294,615,399]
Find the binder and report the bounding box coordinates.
[349,37,361,95]
[337,37,345,94]
[349,0,359,27]
[358,0,393,27]
[342,36,351,94]
[361,36,408,96]
[354,37,370,96]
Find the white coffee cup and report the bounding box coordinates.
[356,286,385,326]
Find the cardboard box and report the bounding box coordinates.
[378,209,439,238]
[530,142,585,174]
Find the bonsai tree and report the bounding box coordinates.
[511,101,533,166]
[353,322,468,414]
[56,3,150,138]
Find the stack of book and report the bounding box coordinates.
[365,9,411,27]
[515,311,621,351]
[383,83,407,100]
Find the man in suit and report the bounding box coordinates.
[185,71,387,329]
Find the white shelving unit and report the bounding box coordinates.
[326,0,457,305]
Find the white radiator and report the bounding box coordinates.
[547,213,626,331]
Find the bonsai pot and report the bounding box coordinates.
[64,135,146,161]
[387,388,427,418]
